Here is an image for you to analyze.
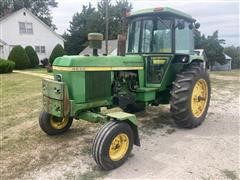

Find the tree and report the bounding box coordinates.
[64,3,101,55]
[8,45,31,69]
[194,29,206,49]
[224,46,240,69]
[49,44,65,65]
[195,30,225,70]
[204,31,225,67]
[97,0,132,39]
[64,0,132,55]
[0,0,58,30]
[25,46,39,68]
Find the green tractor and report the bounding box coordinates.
[39,7,210,170]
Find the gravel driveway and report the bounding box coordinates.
[105,74,240,179]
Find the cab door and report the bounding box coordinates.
[145,56,170,87]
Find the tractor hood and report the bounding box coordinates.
[51,55,144,104]
[52,55,144,71]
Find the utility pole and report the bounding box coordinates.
[105,0,109,55]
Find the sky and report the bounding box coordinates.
[51,0,240,46]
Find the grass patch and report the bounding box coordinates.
[209,77,239,106]
[0,73,44,178]
[21,67,52,75]
[210,69,240,77]
[0,73,100,179]
[210,78,239,92]
[78,166,108,180]
[0,73,42,130]
[166,128,176,134]
[221,169,238,180]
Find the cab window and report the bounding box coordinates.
[127,20,141,53]
[127,18,173,54]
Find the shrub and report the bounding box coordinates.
[49,44,65,65]
[8,45,31,69]
[0,59,15,73]
[25,46,39,68]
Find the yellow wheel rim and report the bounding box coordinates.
[191,79,208,118]
[50,116,69,129]
[109,133,129,161]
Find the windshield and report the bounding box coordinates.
[127,18,173,54]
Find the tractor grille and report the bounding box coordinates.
[85,71,111,102]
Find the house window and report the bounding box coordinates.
[19,22,33,34]
[41,46,45,53]
[35,46,40,53]
[35,46,46,54]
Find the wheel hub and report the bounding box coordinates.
[109,133,129,161]
[191,79,208,118]
[50,116,69,129]
[197,96,206,101]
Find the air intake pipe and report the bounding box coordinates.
[88,33,103,56]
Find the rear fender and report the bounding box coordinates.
[189,54,205,68]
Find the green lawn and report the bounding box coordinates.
[0,73,42,178]
[0,72,99,179]
[0,73,42,131]
[20,67,52,75]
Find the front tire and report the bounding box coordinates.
[92,120,134,170]
[170,63,211,128]
[39,111,73,135]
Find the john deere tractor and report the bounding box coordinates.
[39,7,210,170]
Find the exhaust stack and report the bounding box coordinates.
[88,33,103,56]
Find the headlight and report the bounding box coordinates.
[55,74,63,82]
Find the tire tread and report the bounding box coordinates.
[170,63,211,128]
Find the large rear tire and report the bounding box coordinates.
[170,63,211,128]
[92,120,134,170]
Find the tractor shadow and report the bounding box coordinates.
[39,120,100,157]
[136,105,176,136]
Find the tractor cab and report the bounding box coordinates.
[126,7,200,86]
[126,7,198,55]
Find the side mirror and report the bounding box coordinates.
[195,22,200,29]
[189,23,194,29]
[177,20,185,29]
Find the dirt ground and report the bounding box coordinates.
[1,71,239,180]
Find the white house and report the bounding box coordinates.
[0,8,64,60]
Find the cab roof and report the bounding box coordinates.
[127,7,196,22]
